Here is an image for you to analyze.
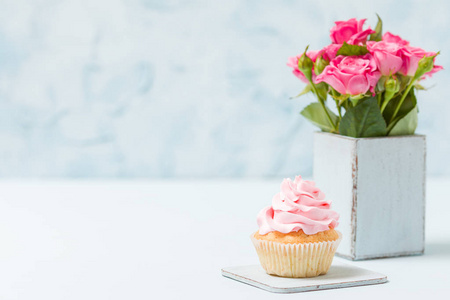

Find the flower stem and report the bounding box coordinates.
[389,80,415,123]
[310,81,337,132]
[380,98,389,113]
[335,99,342,118]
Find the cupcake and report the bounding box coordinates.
[251,175,341,278]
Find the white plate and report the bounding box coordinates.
[222,261,387,293]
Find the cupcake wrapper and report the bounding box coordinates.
[251,231,342,278]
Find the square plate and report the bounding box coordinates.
[222,261,387,293]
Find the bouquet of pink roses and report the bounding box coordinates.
[288,16,442,137]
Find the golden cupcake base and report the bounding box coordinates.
[251,231,342,278]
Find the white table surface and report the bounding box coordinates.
[0,178,449,300]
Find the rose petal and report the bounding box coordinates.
[347,75,370,95]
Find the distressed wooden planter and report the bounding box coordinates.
[313,132,426,260]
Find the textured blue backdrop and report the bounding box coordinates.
[0,0,448,178]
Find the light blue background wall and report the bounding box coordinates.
[0,0,448,178]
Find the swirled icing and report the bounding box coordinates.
[257,176,339,235]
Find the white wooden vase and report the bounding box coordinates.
[313,132,426,260]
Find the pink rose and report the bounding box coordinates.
[399,46,441,77]
[316,54,381,95]
[304,49,322,62]
[371,32,442,78]
[287,51,321,83]
[382,32,410,46]
[321,44,341,61]
[367,41,404,76]
[287,44,345,82]
[330,18,375,45]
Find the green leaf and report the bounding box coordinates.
[414,83,427,90]
[339,97,387,137]
[290,84,312,99]
[414,83,435,91]
[336,42,369,56]
[369,14,383,41]
[388,106,418,136]
[301,103,339,133]
[382,88,417,128]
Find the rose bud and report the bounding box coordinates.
[384,76,400,103]
[298,47,314,82]
[413,54,438,80]
[314,54,330,76]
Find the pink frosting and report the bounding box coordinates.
[257,176,339,235]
